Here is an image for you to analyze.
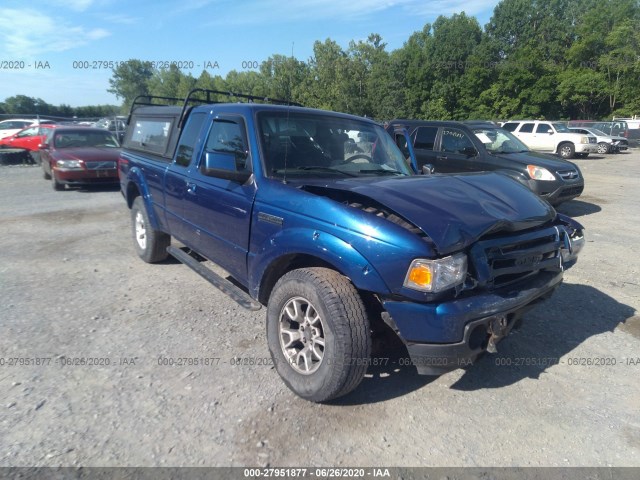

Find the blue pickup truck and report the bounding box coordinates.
[119,90,585,402]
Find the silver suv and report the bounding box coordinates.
[502,120,597,159]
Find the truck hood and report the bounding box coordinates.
[302,173,556,254]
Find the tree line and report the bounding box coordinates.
[0,94,119,119]
[108,0,639,121]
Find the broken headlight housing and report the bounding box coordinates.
[404,253,467,293]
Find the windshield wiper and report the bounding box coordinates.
[358,168,405,175]
[273,166,357,177]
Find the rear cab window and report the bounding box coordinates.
[126,117,174,157]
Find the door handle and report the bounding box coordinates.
[437,156,448,161]
[186,183,196,195]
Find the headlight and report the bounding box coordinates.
[404,253,467,293]
[56,160,83,169]
[527,165,555,181]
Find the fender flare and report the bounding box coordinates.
[125,167,163,231]
[249,227,391,299]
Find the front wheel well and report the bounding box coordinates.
[258,254,343,305]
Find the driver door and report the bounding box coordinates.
[434,127,478,173]
[181,115,256,283]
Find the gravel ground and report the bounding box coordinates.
[0,151,639,468]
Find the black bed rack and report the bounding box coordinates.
[127,89,302,129]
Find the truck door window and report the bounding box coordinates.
[441,128,476,156]
[175,112,206,167]
[202,118,249,170]
[414,126,438,150]
[519,123,534,133]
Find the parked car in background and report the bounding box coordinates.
[613,116,640,130]
[567,120,629,138]
[0,124,58,163]
[569,127,629,154]
[386,120,584,205]
[502,120,597,159]
[0,119,36,139]
[95,116,127,142]
[40,127,120,191]
[0,118,56,139]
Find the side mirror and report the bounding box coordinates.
[422,164,435,175]
[548,131,554,135]
[201,151,251,183]
[462,147,478,157]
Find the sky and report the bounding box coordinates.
[0,0,501,107]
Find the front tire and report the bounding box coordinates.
[266,267,371,402]
[131,196,170,263]
[51,173,64,191]
[558,143,575,159]
[597,142,610,154]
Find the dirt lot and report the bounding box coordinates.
[1,151,639,468]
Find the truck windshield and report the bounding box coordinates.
[258,112,412,178]
[553,123,571,133]
[473,127,530,154]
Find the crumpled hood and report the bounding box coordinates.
[308,173,556,254]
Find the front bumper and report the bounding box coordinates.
[54,168,119,185]
[382,270,564,375]
[575,144,597,154]
[528,178,584,205]
[542,183,584,205]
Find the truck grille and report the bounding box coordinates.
[470,227,563,290]
[86,161,117,170]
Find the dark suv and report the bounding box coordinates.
[386,120,584,206]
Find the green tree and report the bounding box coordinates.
[257,54,309,103]
[2,95,50,114]
[108,60,154,108]
[148,64,184,99]
[302,39,354,112]
[567,0,640,117]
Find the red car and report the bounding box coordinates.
[0,124,58,163]
[40,127,121,191]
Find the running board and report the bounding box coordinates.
[167,246,262,311]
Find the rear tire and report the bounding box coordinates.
[131,196,170,263]
[266,267,371,402]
